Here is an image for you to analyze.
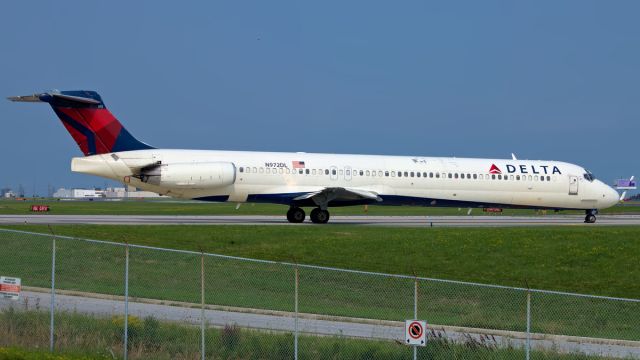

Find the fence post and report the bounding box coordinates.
[294,265,299,360]
[48,227,56,353]
[414,277,418,360]
[200,251,205,360]
[526,289,531,360]
[124,243,130,360]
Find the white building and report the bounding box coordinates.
[53,188,103,198]
[53,187,167,199]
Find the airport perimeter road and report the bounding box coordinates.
[1,214,640,227]
[2,290,639,358]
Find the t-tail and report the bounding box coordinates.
[8,90,153,156]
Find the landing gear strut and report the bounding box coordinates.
[584,210,597,224]
[286,207,306,223]
[310,208,330,224]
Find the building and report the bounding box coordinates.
[52,187,168,199]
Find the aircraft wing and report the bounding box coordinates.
[293,187,382,206]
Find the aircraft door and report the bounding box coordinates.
[344,166,352,181]
[330,166,338,181]
[569,176,579,195]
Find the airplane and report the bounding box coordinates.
[8,90,620,224]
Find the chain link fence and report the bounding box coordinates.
[0,228,639,359]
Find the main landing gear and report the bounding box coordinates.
[584,210,597,224]
[286,207,330,224]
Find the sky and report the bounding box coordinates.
[0,1,638,195]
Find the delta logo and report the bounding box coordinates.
[488,164,562,175]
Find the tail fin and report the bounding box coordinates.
[8,90,154,156]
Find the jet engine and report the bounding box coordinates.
[138,162,236,188]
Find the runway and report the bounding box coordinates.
[1,214,640,226]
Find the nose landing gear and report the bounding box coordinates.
[584,209,597,223]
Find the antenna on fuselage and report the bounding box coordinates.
[511,153,517,160]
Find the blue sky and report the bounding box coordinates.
[1,1,638,195]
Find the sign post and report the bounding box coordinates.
[0,276,21,300]
[405,320,427,347]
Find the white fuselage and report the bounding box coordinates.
[72,149,619,211]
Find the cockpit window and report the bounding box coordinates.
[583,170,595,182]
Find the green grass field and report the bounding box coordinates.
[1,225,639,341]
[3,224,639,298]
[1,198,639,216]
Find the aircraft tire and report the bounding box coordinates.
[584,214,596,223]
[287,207,306,223]
[310,208,330,224]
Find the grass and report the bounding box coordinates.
[1,226,639,341]
[1,198,639,216]
[2,224,639,298]
[0,308,619,360]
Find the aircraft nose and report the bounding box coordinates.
[600,183,620,208]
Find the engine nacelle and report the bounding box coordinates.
[139,162,236,188]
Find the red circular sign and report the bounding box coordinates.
[408,321,423,339]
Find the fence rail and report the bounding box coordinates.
[1,228,639,359]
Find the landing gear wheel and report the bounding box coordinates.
[287,207,305,223]
[585,214,596,223]
[310,208,330,224]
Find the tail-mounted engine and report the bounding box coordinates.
[137,162,236,188]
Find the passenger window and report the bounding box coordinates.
[312,169,317,175]
[411,172,415,177]
[378,171,383,177]
[528,175,532,181]
[454,173,458,179]
[516,175,520,180]
[339,170,343,175]
[325,169,329,175]
[266,168,271,174]
[332,169,337,175]
[299,169,303,174]
[398,172,402,178]
[491,174,496,180]
[245,167,250,173]
[547,176,551,181]
[404,171,409,177]
[305,169,309,174]
[259,168,264,173]
[366,170,370,176]
[391,171,396,177]
[448,173,452,179]
[473,174,477,179]
[509,175,514,180]
[416,172,421,178]
[286,169,290,174]
[239,167,244,173]
[534,175,539,181]
[346,170,350,176]
[372,171,376,177]
[385,171,389,177]
[504,176,508,181]
[540,176,544,182]
[498,174,503,180]
[253,167,257,173]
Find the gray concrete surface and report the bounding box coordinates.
[2,290,639,358]
[1,214,640,226]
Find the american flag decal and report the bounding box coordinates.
[292,161,305,169]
